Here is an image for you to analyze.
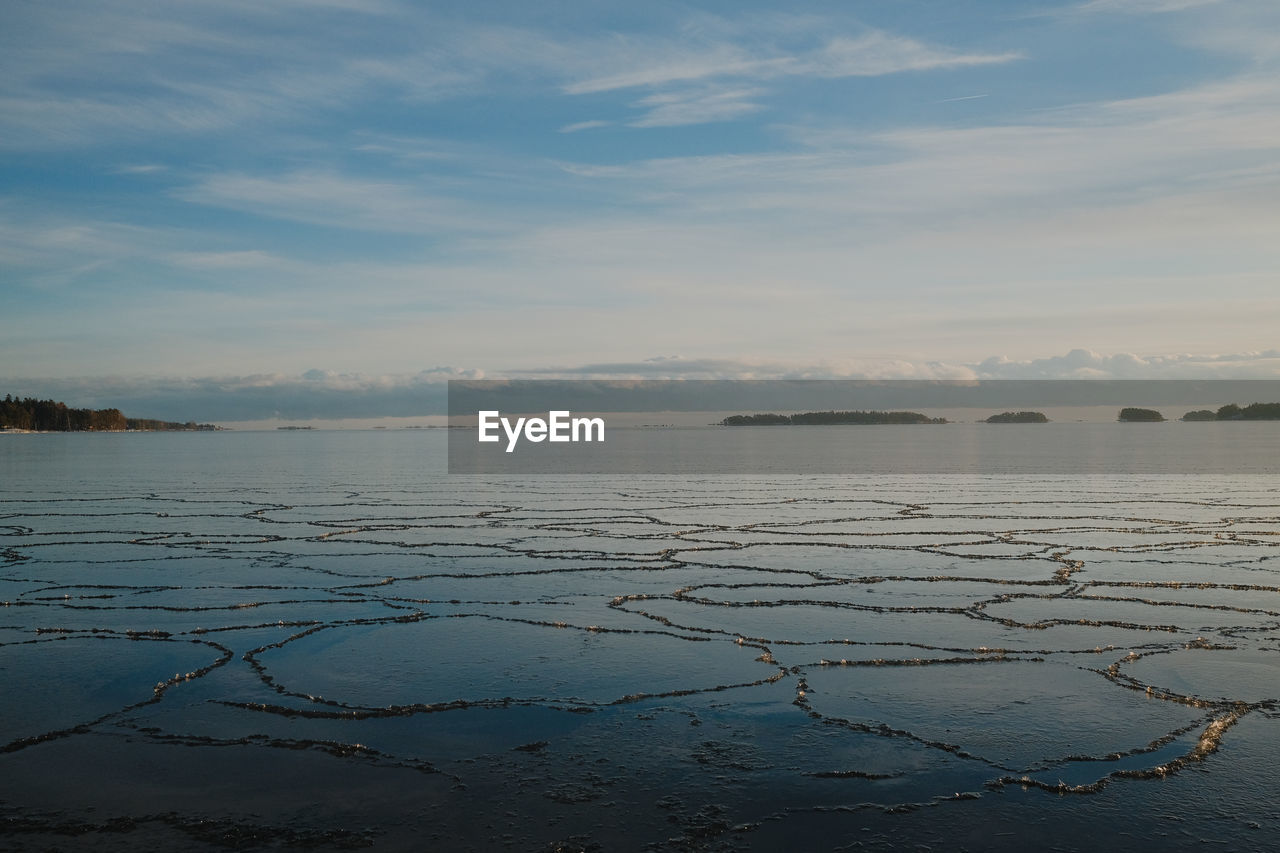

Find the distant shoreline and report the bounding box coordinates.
[722,410,947,426]
[0,427,228,434]
[2,395,220,432]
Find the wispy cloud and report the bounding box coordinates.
[1,4,1022,146]
[9,57,1279,374]
[563,29,1019,95]
[175,171,486,234]
[558,119,612,133]
[562,49,787,96]
[1074,0,1227,14]
[556,26,1020,127]
[5,2,1278,382]
[805,33,1021,77]
[557,73,1280,229]
[112,164,169,174]
[629,87,766,128]
[166,250,291,270]
[350,133,461,161]
[0,3,516,149]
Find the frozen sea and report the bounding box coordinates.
[2,428,1279,851]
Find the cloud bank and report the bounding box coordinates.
[7,350,1280,422]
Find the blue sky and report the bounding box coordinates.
[3,0,1280,417]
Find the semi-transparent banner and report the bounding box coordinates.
[447,380,1280,475]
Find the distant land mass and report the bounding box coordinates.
[1118,407,1165,422]
[722,410,946,426]
[1178,403,1280,422]
[985,411,1049,423]
[1205,403,1280,420]
[0,395,219,432]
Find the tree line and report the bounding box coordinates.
[1182,403,1280,421]
[985,411,1049,423]
[1119,403,1280,422]
[1,395,217,431]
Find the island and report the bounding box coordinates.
[0,395,219,432]
[1118,408,1165,422]
[1215,402,1280,420]
[985,411,1048,423]
[722,410,946,426]
[1180,403,1280,421]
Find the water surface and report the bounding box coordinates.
[2,431,1278,850]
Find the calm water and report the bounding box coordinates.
[2,430,1279,851]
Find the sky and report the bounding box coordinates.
[3,0,1279,420]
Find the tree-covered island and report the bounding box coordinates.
[1118,408,1166,422]
[1,395,219,431]
[1182,403,1280,421]
[985,411,1049,423]
[722,410,946,426]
